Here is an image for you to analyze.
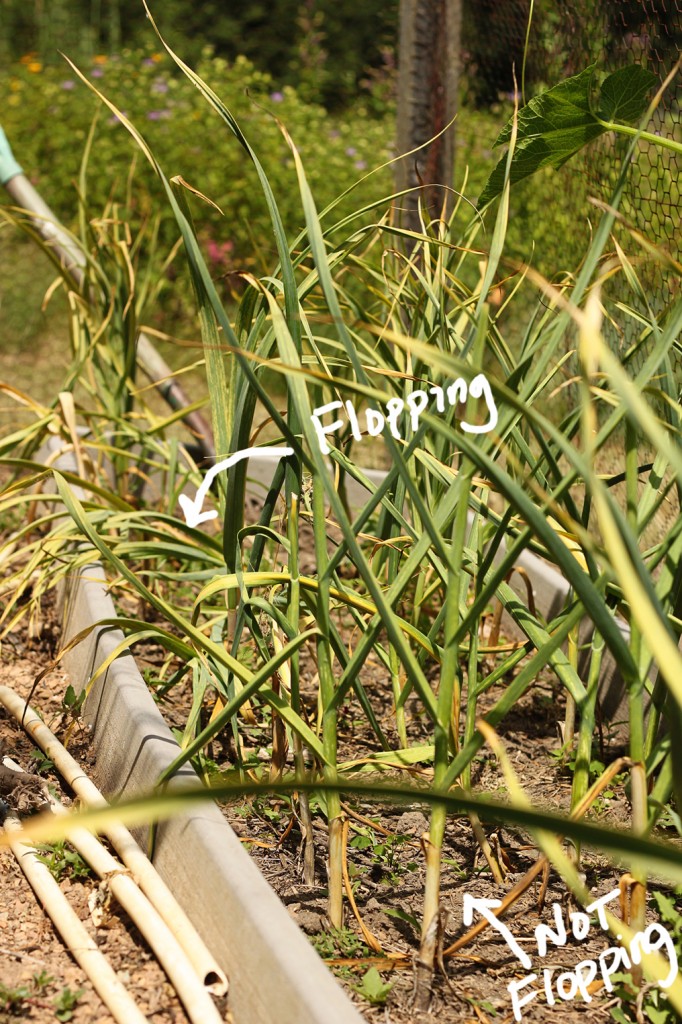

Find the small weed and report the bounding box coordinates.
[353,967,393,1005]
[61,685,86,721]
[0,976,82,1021]
[249,795,288,826]
[607,888,682,1024]
[442,856,469,880]
[31,971,54,994]
[654,803,682,838]
[311,927,370,960]
[350,827,410,882]
[30,749,55,776]
[464,995,499,1017]
[0,982,30,1012]
[170,729,222,780]
[53,986,83,1022]
[383,906,420,932]
[35,842,93,882]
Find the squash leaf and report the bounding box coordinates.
[478,64,657,207]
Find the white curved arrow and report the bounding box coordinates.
[178,446,295,528]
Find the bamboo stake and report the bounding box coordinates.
[0,685,228,997]
[2,816,149,1024]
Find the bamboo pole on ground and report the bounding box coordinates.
[2,815,150,1024]
[0,684,228,997]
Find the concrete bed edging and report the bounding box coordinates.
[40,437,366,1024]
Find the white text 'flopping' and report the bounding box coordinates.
[310,373,498,455]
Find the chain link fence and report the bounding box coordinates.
[462,0,680,370]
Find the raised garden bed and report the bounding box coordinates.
[14,436,670,1024]
[1,39,680,1024]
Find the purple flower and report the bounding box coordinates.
[61,79,75,90]
[152,79,169,94]
[328,129,340,139]
[207,239,234,266]
[91,67,104,78]
[354,160,367,171]
[345,146,357,157]
[146,110,169,120]
[270,91,284,103]
[143,57,155,67]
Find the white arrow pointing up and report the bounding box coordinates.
[178,446,295,528]
[462,893,533,969]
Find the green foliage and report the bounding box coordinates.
[311,927,371,959]
[30,748,56,775]
[0,48,393,266]
[0,976,82,1021]
[0,51,599,310]
[31,972,55,994]
[607,890,682,1023]
[479,63,658,205]
[352,967,393,1005]
[349,827,413,881]
[61,685,86,720]
[597,65,659,123]
[0,982,31,1013]
[35,842,93,882]
[52,987,83,1023]
[0,0,398,108]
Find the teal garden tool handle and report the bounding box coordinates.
[0,125,23,185]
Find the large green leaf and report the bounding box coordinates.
[598,64,658,123]
[478,64,657,207]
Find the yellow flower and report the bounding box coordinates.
[151,52,163,62]
[27,61,43,73]
[10,78,22,91]
[20,52,37,64]
[93,54,108,64]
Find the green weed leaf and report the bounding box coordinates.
[608,1010,631,1024]
[353,968,393,1005]
[383,906,420,931]
[53,986,84,1022]
[495,65,597,148]
[479,66,601,206]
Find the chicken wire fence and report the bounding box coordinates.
[461,0,681,374]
